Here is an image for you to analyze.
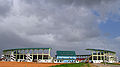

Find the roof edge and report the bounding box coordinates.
[86,49,116,54]
[3,48,52,52]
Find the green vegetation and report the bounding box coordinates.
[106,63,120,65]
[50,63,90,67]
[101,62,120,65]
[87,63,90,67]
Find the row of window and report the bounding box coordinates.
[55,60,75,63]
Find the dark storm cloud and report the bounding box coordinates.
[0,28,48,50]
[47,0,102,7]
[24,0,115,8]
[0,0,120,57]
[0,0,12,17]
[0,30,31,49]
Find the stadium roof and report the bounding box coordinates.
[86,49,116,54]
[56,51,76,56]
[3,48,52,52]
[76,55,90,56]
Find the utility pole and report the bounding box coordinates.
[0,49,2,58]
[102,33,110,65]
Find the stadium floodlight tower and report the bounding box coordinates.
[2,48,52,62]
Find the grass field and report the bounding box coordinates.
[50,63,90,67]
[106,63,120,65]
[101,62,120,65]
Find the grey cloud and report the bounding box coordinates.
[24,0,115,6]
[0,0,120,57]
[0,28,49,50]
[0,29,31,49]
[22,0,117,11]
[0,0,12,17]
[2,0,100,43]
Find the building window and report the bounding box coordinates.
[98,56,101,60]
[57,60,59,62]
[102,56,104,60]
[93,56,97,60]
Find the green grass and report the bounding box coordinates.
[101,62,120,65]
[87,63,90,67]
[106,63,120,65]
[50,63,90,67]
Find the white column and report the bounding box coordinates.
[37,49,39,62]
[92,51,93,61]
[97,51,98,60]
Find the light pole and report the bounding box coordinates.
[0,49,2,58]
[101,33,110,65]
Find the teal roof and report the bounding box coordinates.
[86,49,116,54]
[56,51,76,56]
[3,48,52,52]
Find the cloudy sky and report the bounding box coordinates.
[0,0,120,57]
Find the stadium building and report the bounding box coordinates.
[1,48,118,63]
[86,49,118,63]
[2,48,52,62]
[76,55,90,63]
[54,51,76,63]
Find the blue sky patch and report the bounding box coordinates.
[91,10,100,16]
[99,19,120,38]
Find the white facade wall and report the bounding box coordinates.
[57,56,76,59]
[38,59,52,63]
